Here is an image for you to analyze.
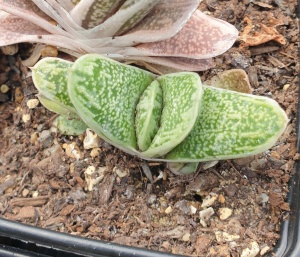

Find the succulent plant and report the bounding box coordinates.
[32,54,288,163]
[0,0,238,71]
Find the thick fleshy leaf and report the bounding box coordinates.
[102,0,201,46]
[31,0,88,38]
[32,57,77,114]
[0,15,89,53]
[86,0,159,38]
[37,94,74,116]
[135,80,163,151]
[70,0,124,29]
[165,86,289,162]
[167,162,198,175]
[141,72,203,158]
[0,0,71,37]
[52,115,88,135]
[68,54,155,154]
[56,0,76,12]
[114,56,214,72]
[121,10,238,58]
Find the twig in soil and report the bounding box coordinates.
[226,160,243,179]
[210,169,225,180]
[250,46,280,56]
[279,51,297,60]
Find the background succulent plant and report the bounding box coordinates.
[0,0,238,71]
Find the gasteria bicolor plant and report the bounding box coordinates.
[32,54,288,165]
[0,0,238,71]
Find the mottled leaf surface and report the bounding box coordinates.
[88,0,158,38]
[32,57,77,114]
[116,56,214,72]
[68,54,155,153]
[135,80,163,151]
[123,10,238,58]
[70,0,123,29]
[141,73,203,158]
[0,0,70,37]
[166,86,288,161]
[106,0,200,46]
[0,15,87,52]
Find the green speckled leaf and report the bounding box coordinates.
[52,115,88,135]
[37,94,75,116]
[165,86,288,161]
[32,57,76,115]
[135,80,163,151]
[141,72,203,158]
[68,54,155,154]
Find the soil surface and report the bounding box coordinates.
[0,1,299,256]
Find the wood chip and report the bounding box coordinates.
[9,196,49,207]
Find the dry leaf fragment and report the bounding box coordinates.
[239,17,286,48]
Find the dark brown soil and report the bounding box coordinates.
[0,1,299,256]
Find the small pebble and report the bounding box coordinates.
[260,245,270,255]
[39,130,53,148]
[218,194,226,203]
[260,193,269,203]
[63,142,83,160]
[22,188,30,197]
[165,206,172,214]
[190,205,197,214]
[32,191,39,198]
[182,232,191,242]
[224,184,238,197]
[114,167,127,178]
[161,241,170,250]
[0,84,9,93]
[83,129,100,149]
[201,192,218,208]
[219,207,233,220]
[241,241,260,257]
[90,147,101,158]
[215,231,240,243]
[147,194,157,205]
[22,113,31,123]
[283,84,290,90]
[30,132,39,144]
[26,99,39,109]
[199,207,214,227]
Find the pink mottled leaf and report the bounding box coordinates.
[0,14,88,52]
[0,0,70,37]
[114,56,214,72]
[56,0,76,11]
[120,10,238,59]
[31,0,88,38]
[104,0,201,46]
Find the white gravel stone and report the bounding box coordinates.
[27,99,39,109]
[241,241,260,257]
[201,192,218,208]
[219,207,233,220]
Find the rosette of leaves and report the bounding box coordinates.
[32,54,288,164]
[0,0,238,71]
